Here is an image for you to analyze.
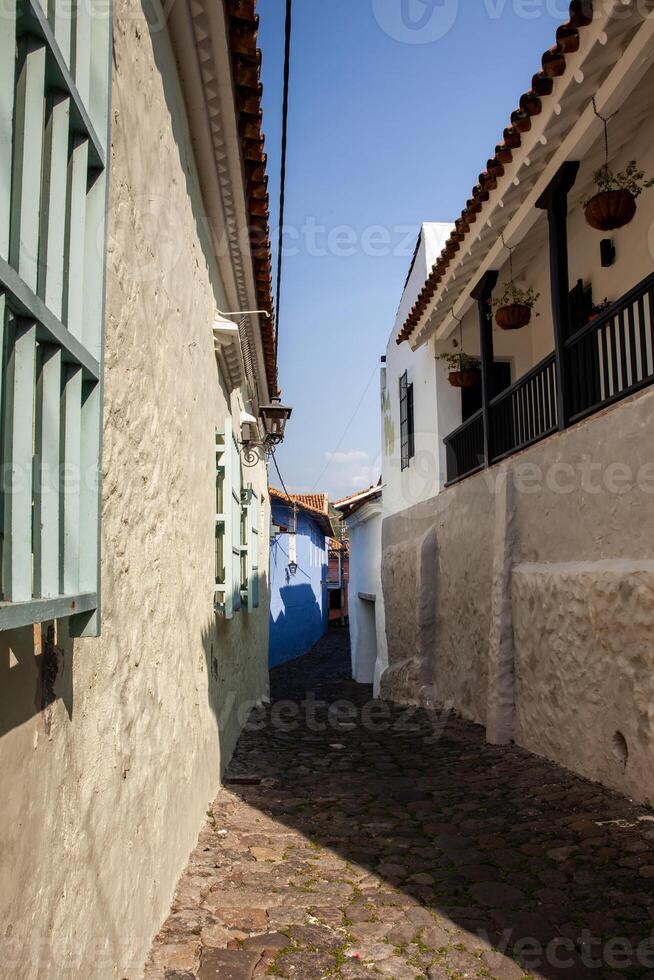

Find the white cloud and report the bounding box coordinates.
[322,449,381,497]
[333,466,377,491]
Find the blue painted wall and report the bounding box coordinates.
[269,502,329,668]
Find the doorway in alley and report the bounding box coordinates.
[355,595,377,684]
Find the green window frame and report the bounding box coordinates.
[0,0,111,634]
[247,489,260,611]
[215,423,239,617]
[228,428,243,616]
[215,421,260,617]
[215,428,227,609]
[215,421,244,619]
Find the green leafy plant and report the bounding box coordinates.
[492,282,540,312]
[583,161,654,205]
[435,341,480,373]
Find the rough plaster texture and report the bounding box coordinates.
[381,478,493,722]
[381,388,654,803]
[513,560,654,804]
[0,6,269,978]
[485,469,515,746]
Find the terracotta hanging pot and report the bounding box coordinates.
[448,369,480,389]
[495,304,532,330]
[584,189,637,231]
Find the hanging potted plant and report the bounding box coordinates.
[583,161,654,231]
[583,100,654,231]
[435,342,481,388]
[587,297,611,323]
[492,282,540,330]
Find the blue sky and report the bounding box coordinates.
[259,0,564,500]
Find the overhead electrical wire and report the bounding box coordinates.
[271,448,294,504]
[309,360,379,491]
[274,0,293,366]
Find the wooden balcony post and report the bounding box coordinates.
[536,161,580,430]
[471,270,499,467]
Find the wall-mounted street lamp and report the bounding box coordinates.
[216,309,292,462]
[259,396,293,447]
[241,396,293,465]
[287,560,298,577]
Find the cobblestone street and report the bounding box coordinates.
[146,631,654,980]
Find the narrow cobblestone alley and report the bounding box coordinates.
[146,632,654,980]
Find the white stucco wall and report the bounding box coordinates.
[0,6,269,978]
[345,499,388,696]
[382,223,455,516]
[378,46,654,805]
[382,386,654,805]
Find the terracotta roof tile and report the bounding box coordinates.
[289,493,329,513]
[268,488,334,535]
[226,0,277,395]
[396,0,593,346]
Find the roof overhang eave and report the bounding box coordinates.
[405,2,654,350]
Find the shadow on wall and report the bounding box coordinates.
[269,581,326,670]
[212,570,271,770]
[0,567,269,751]
[0,562,270,971]
[0,623,73,740]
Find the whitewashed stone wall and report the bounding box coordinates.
[381,387,654,806]
[0,4,269,978]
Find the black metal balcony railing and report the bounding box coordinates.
[444,409,484,485]
[565,271,654,424]
[444,355,557,483]
[444,271,654,486]
[490,353,558,462]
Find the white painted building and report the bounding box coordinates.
[378,1,654,807]
[0,1,280,974]
[381,223,455,517]
[334,486,387,695]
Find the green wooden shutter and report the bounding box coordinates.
[230,430,242,614]
[247,490,259,611]
[0,0,111,634]
[214,428,226,611]
[221,419,235,620]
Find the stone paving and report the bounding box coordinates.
[146,631,654,980]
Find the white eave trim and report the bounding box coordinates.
[213,315,246,392]
[334,486,384,513]
[167,0,271,405]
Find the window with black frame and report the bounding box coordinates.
[399,370,415,471]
